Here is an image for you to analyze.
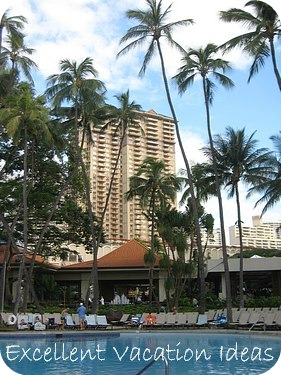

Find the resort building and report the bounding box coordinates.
[229,216,281,250]
[83,109,176,242]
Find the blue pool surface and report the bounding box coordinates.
[0,332,280,374]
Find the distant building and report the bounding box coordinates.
[201,228,222,247]
[229,215,281,250]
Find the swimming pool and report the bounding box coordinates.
[0,332,280,374]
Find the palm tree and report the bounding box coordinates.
[118,0,207,313]
[45,57,106,313]
[126,156,180,308]
[209,127,272,307]
[98,90,143,237]
[1,34,38,84]
[0,9,27,53]
[179,163,217,257]
[83,90,145,308]
[219,1,281,91]
[173,43,234,319]
[0,83,50,313]
[249,132,281,215]
[155,205,193,310]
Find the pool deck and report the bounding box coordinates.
[0,327,281,339]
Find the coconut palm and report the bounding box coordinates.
[0,9,27,53]
[173,43,234,319]
[45,57,106,313]
[126,156,180,308]
[89,90,144,264]
[0,83,50,313]
[219,1,281,91]
[118,0,207,313]
[1,34,38,84]
[208,127,272,307]
[98,90,143,236]
[249,132,281,215]
[155,205,193,310]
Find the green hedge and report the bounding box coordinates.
[245,296,281,308]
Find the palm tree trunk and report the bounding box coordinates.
[156,39,206,313]
[202,78,232,322]
[14,122,28,314]
[0,242,9,312]
[235,183,244,308]
[150,195,157,309]
[85,130,127,312]
[269,38,281,91]
[73,107,99,313]
[0,26,3,54]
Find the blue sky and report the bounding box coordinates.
[1,0,281,234]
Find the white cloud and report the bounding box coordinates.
[1,0,280,237]
[3,0,280,89]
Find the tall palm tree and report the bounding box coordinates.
[155,205,193,310]
[249,132,281,215]
[173,43,234,319]
[0,9,27,53]
[83,90,144,308]
[45,57,106,313]
[118,0,207,313]
[219,1,281,91]
[126,156,180,308]
[99,90,143,238]
[0,83,50,313]
[1,34,38,84]
[209,127,272,307]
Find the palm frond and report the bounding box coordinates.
[213,72,235,89]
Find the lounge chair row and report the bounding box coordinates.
[140,312,208,329]
[0,312,47,330]
[117,308,281,330]
[46,313,110,330]
[2,308,281,331]
[0,312,111,330]
[228,309,281,331]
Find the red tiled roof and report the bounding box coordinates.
[61,239,160,270]
[0,244,59,269]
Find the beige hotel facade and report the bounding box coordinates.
[84,109,176,242]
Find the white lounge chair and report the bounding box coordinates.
[154,313,166,328]
[85,314,98,329]
[65,315,78,329]
[175,313,187,328]
[274,310,281,329]
[164,313,176,328]
[263,312,276,331]
[248,312,265,331]
[96,315,110,329]
[196,314,208,327]
[186,312,198,328]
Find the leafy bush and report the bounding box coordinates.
[245,296,281,308]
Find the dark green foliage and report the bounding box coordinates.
[245,296,281,308]
[231,248,281,258]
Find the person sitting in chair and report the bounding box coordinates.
[34,316,46,331]
[145,312,156,325]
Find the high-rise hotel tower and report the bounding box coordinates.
[84,109,176,242]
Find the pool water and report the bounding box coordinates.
[0,332,280,374]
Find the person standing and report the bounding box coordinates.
[60,307,69,330]
[77,302,86,330]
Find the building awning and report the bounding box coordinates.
[207,257,281,273]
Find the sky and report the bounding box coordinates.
[1,0,281,237]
